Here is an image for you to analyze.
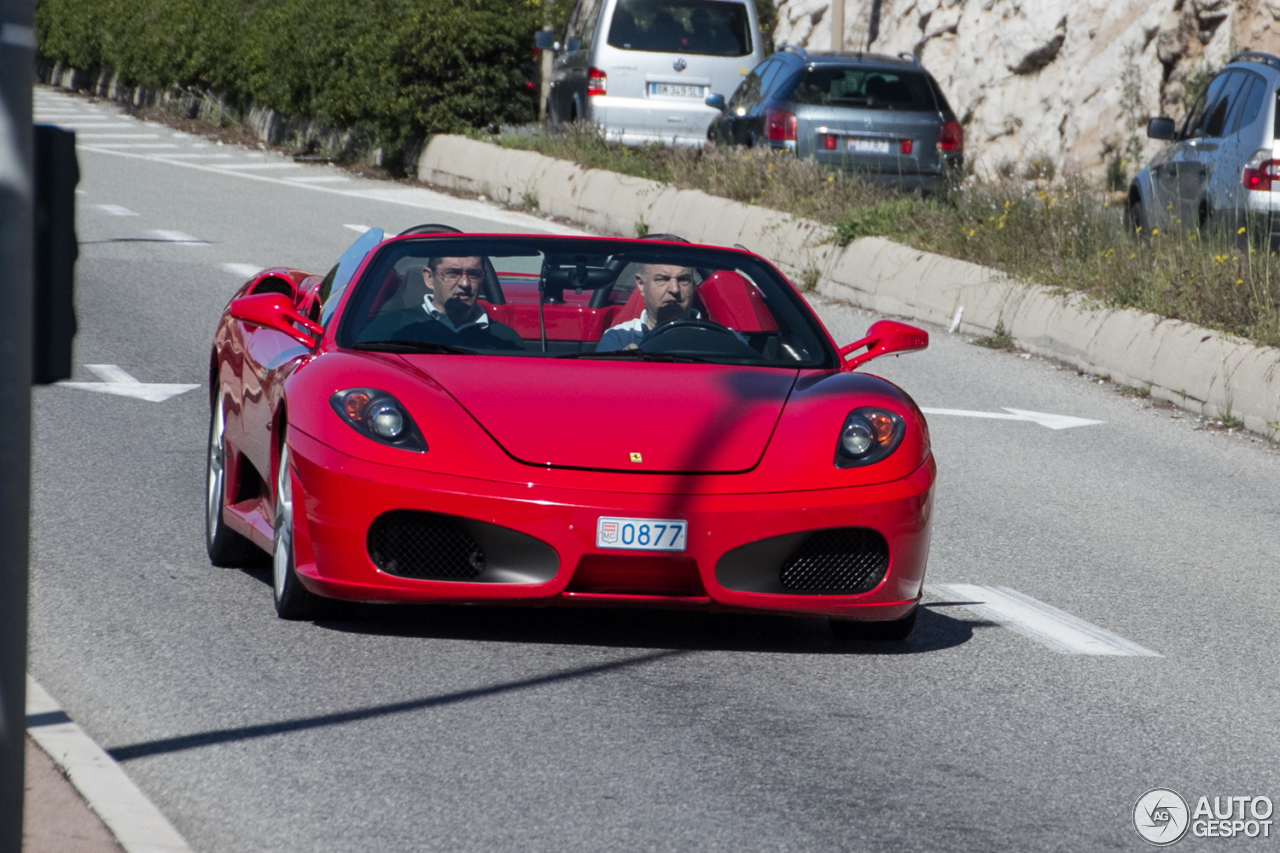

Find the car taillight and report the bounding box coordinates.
[1242,149,1280,191]
[820,133,837,150]
[587,67,607,97]
[766,108,797,142]
[900,139,914,155]
[938,119,963,153]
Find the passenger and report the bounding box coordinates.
[365,256,522,350]
[596,263,699,351]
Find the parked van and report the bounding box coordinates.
[547,0,766,146]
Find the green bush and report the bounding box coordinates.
[36,0,539,160]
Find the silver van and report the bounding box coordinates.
[547,0,766,146]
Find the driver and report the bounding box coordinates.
[365,255,522,350]
[596,263,699,352]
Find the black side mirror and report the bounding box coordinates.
[1146,117,1176,140]
[535,30,555,50]
[705,93,726,111]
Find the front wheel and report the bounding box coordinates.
[272,438,341,620]
[1125,193,1151,239]
[830,607,917,642]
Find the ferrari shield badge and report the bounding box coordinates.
[630,452,643,463]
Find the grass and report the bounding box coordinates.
[491,125,1280,350]
[973,318,1016,350]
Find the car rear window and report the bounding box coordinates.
[607,0,752,57]
[788,67,937,111]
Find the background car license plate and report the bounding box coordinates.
[596,517,687,551]
[848,138,891,153]
[649,83,704,98]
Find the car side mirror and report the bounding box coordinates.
[535,30,556,50]
[564,36,582,52]
[705,93,726,111]
[228,293,324,349]
[1147,117,1175,140]
[839,320,928,371]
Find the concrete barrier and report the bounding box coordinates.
[420,135,1280,436]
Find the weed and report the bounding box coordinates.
[799,267,821,291]
[635,213,649,237]
[973,318,1015,350]
[1265,421,1280,442]
[1218,395,1244,430]
[1118,383,1152,398]
[519,188,539,211]
[1022,154,1055,182]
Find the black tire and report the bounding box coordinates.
[830,607,918,642]
[205,394,258,567]
[272,438,345,620]
[1125,192,1151,239]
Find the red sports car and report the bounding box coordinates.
[206,228,934,639]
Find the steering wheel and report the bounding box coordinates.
[640,319,761,358]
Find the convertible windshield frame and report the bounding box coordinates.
[333,235,838,369]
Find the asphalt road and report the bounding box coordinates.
[29,88,1280,852]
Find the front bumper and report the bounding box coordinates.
[288,428,934,621]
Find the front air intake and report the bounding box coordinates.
[367,511,485,580]
[778,528,889,594]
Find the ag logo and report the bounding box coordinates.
[1134,789,1190,846]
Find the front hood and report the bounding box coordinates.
[404,356,798,473]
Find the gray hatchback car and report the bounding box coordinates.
[706,47,964,193]
[1129,52,1280,240]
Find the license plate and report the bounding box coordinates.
[596,517,688,551]
[848,138,891,153]
[649,83,704,99]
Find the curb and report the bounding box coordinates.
[419,135,1280,436]
[26,676,193,853]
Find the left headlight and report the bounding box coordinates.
[834,407,904,468]
[331,388,427,452]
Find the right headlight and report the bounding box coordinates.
[330,388,427,452]
[834,407,904,468]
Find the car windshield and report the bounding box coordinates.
[336,236,832,368]
[788,67,936,111]
[607,0,752,57]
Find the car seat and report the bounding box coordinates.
[696,271,777,332]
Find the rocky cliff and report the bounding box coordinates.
[772,0,1280,182]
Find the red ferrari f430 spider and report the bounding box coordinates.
[206,228,934,639]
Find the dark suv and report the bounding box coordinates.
[705,46,964,193]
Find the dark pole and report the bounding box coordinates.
[0,0,33,849]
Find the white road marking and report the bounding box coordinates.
[920,407,1104,430]
[148,230,207,245]
[27,676,195,853]
[222,263,265,278]
[152,153,234,160]
[59,123,140,130]
[41,113,111,120]
[288,176,351,184]
[58,365,199,403]
[75,133,161,140]
[212,162,303,171]
[82,143,181,150]
[344,224,372,234]
[92,204,138,217]
[927,584,1159,656]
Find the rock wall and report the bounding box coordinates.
[772,0,1280,181]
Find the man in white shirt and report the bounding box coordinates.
[596,263,699,351]
[360,256,522,349]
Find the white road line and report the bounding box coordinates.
[920,407,1104,430]
[59,364,200,402]
[92,204,138,217]
[58,123,139,130]
[212,162,303,171]
[344,224,371,234]
[152,153,234,160]
[222,263,265,278]
[82,143,181,150]
[148,229,207,245]
[27,676,195,853]
[40,113,111,120]
[75,133,161,140]
[927,583,1160,656]
[288,176,351,184]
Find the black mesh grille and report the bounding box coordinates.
[779,528,889,594]
[367,511,485,580]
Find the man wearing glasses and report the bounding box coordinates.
[371,255,523,350]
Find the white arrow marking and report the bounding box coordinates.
[343,224,371,234]
[920,407,1103,430]
[59,365,199,402]
[927,584,1159,656]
